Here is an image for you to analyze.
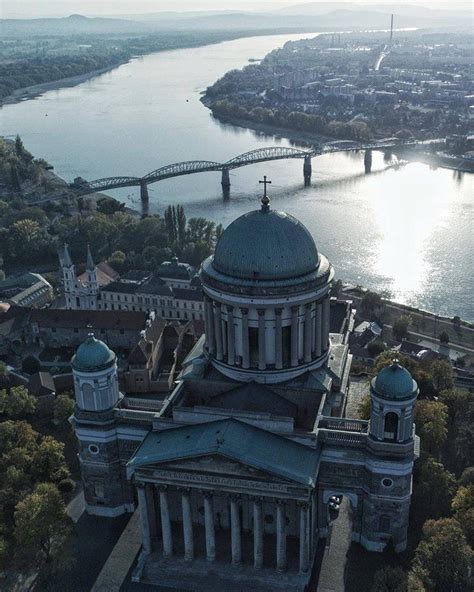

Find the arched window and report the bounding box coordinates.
[82,383,95,409]
[384,412,398,441]
[379,515,391,533]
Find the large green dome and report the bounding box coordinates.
[72,334,115,372]
[213,208,319,281]
[372,361,417,400]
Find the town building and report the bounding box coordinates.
[59,247,204,321]
[0,272,53,308]
[70,193,420,591]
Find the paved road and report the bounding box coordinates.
[316,499,352,592]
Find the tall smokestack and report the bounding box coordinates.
[390,14,394,41]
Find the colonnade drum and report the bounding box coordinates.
[203,295,331,374]
[137,483,312,574]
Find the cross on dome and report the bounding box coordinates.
[259,175,271,211]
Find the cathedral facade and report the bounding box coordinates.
[71,195,419,591]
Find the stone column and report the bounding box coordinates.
[299,502,310,573]
[203,493,216,562]
[241,308,250,369]
[304,303,312,364]
[275,308,283,370]
[182,490,194,562]
[276,501,287,572]
[291,306,299,367]
[159,489,173,557]
[257,309,266,370]
[315,302,322,357]
[253,499,264,569]
[230,496,242,565]
[137,483,152,554]
[322,297,330,352]
[146,483,158,539]
[205,297,215,355]
[214,303,223,361]
[226,306,235,366]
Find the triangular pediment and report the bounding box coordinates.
[148,453,295,484]
[127,418,318,487]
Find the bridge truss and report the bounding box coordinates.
[71,140,421,195]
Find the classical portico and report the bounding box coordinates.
[127,419,318,589]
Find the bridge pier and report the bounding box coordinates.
[140,180,149,217]
[364,149,373,174]
[303,155,312,186]
[221,168,231,188]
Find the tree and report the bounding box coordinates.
[371,566,407,592]
[412,457,456,523]
[53,394,74,424]
[438,389,471,435]
[430,360,454,392]
[0,386,36,419]
[14,483,72,565]
[107,250,126,273]
[438,331,449,344]
[410,518,472,592]
[414,400,448,457]
[96,197,125,215]
[14,134,24,157]
[21,354,41,375]
[32,436,69,484]
[360,290,383,318]
[367,339,386,357]
[392,315,411,341]
[452,484,474,546]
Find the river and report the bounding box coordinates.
[1,33,472,321]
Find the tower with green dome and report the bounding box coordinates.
[369,359,419,443]
[71,332,135,516]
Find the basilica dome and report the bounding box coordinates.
[72,333,115,372]
[213,208,319,281]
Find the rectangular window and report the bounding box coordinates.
[94,481,105,499]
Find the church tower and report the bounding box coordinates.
[369,360,418,443]
[85,245,99,309]
[59,244,77,310]
[70,333,133,516]
[363,361,419,552]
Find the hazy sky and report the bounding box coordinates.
[2,0,471,19]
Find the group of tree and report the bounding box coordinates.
[361,351,474,591]
[0,140,223,271]
[210,98,372,142]
[0,381,75,577]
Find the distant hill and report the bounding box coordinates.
[0,6,468,38]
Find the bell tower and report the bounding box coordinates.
[369,360,418,443]
[85,245,99,310]
[59,244,77,309]
[363,360,419,552]
[70,333,133,516]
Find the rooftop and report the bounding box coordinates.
[127,418,319,486]
[213,208,319,281]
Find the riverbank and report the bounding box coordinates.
[0,28,322,109]
[0,61,130,107]
[206,108,474,173]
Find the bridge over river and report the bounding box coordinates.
[70,139,441,206]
